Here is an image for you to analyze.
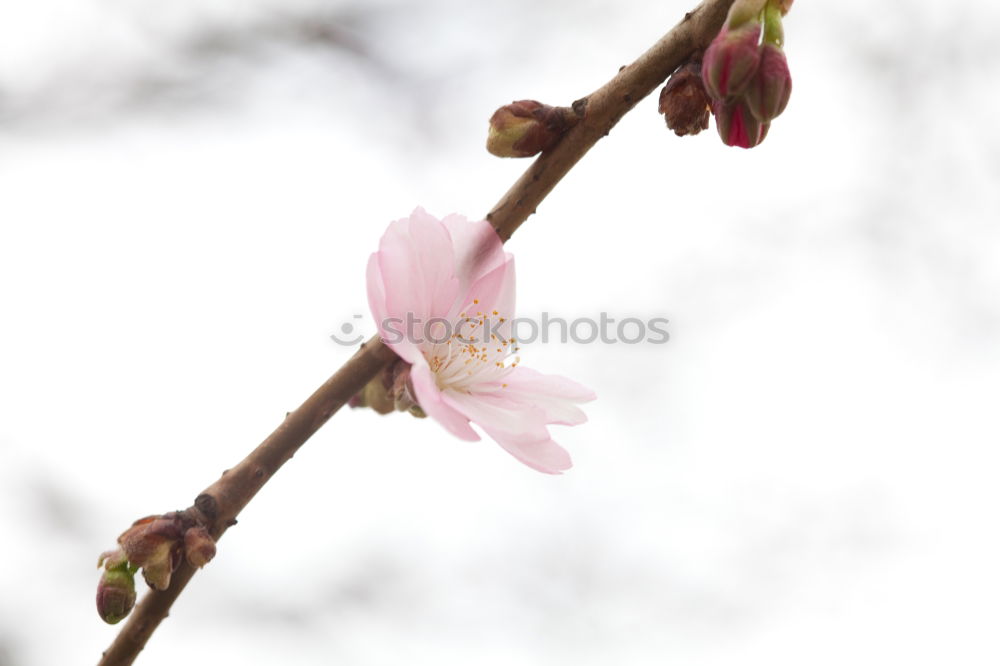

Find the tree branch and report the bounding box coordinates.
[489,0,733,241]
[98,338,396,665]
[98,1,735,663]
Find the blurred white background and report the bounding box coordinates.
[1,0,999,664]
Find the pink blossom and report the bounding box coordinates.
[367,208,595,473]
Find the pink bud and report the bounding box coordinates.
[712,99,769,149]
[745,44,792,122]
[701,22,763,101]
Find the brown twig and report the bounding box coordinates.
[97,1,735,663]
[97,338,397,665]
[489,1,733,241]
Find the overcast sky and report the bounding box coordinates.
[1,1,999,664]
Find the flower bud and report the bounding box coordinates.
[349,359,418,415]
[184,527,217,569]
[486,100,578,158]
[118,514,185,591]
[701,22,763,101]
[712,99,769,148]
[745,43,791,122]
[388,362,426,416]
[349,366,396,414]
[658,62,711,136]
[96,565,136,624]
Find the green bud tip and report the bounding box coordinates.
[486,100,578,158]
[96,565,136,625]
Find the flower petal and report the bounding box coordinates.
[377,208,461,323]
[479,427,573,474]
[409,361,480,442]
[482,367,596,425]
[442,389,571,472]
[443,367,592,473]
[441,214,507,286]
[443,389,540,431]
[367,253,421,364]
[456,255,516,323]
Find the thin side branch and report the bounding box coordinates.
[98,1,734,663]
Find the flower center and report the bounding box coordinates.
[423,299,520,392]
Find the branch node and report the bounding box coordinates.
[194,494,219,522]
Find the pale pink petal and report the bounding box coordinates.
[366,252,388,332]
[367,253,421,364]
[407,209,465,319]
[439,215,515,320]
[441,214,507,288]
[444,374,589,473]
[442,389,547,436]
[478,426,573,474]
[478,367,595,425]
[501,367,597,402]
[410,362,480,441]
[454,255,515,321]
[377,208,460,322]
